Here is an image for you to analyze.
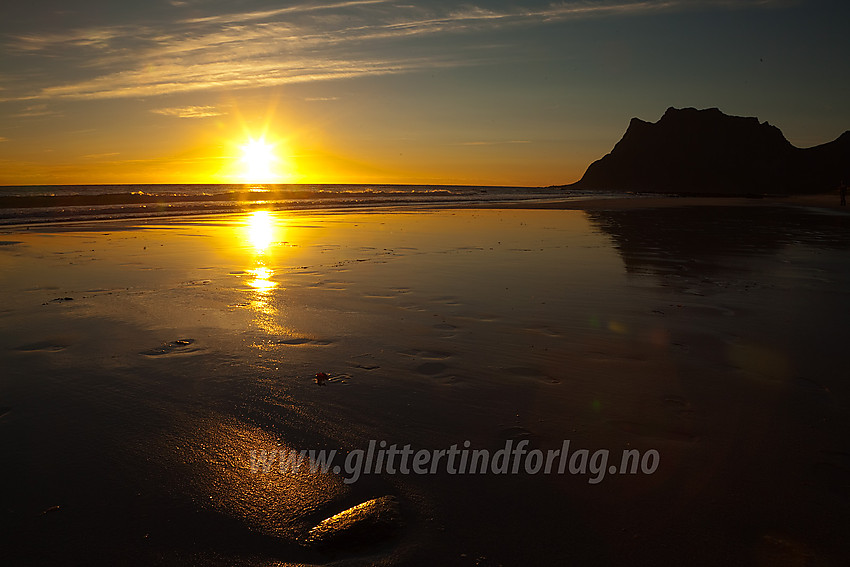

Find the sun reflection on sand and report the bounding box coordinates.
[240,211,285,334]
[245,210,278,253]
[247,266,277,291]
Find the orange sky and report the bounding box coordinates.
[0,89,602,186]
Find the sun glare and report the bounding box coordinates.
[240,138,278,183]
[247,266,277,292]
[246,210,277,253]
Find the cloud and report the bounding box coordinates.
[181,0,391,25]
[10,28,128,53]
[81,152,120,159]
[459,140,532,146]
[151,105,226,118]
[3,0,786,101]
[0,136,7,142]
[37,57,437,100]
[13,104,58,118]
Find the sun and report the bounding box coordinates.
[240,137,278,183]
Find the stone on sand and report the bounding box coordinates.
[304,495,401,548]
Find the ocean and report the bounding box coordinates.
[0,184,596,225]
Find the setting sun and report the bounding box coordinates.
[240,138,278,183]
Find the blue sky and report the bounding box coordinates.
[1,0,848,185]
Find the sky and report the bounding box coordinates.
[1,0,848,186]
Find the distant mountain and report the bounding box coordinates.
[568,107,850,194]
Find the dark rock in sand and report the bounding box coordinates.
[568,107,850,195]
[14,340,71,352]
[304,495,401,548]
[140,338,198,356]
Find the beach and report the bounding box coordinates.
[2,198,850,565]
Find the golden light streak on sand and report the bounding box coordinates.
[245,210,278,254]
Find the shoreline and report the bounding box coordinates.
[481,192,850,211]
[1,193,847,232]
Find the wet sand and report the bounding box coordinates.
[1,200,850,565]
[494,191,850,211]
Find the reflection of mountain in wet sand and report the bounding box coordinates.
[586,205,850,279]
[583,205,850,567]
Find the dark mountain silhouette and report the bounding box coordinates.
[568,107,850,195]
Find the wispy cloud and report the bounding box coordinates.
[0,137,8,143]
[151,105,226,118]
[37,57,442,100]
[11,28,128,53]
[2,0,785,101]
[181,0,391,25]
[459,140,532,146]
[13,104,58,118]
[82,152,120,159]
